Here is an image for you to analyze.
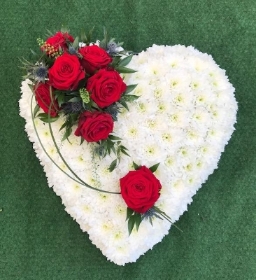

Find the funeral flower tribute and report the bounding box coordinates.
[19,26,237,265]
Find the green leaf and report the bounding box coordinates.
[80,30,87,43]
[33,104,40,118]
[108,135,122,141]
[28,83,34,92]
[121,148,130,157]
[110,145,116,154]
[72,36,79,49]
[68,97,81,103]
[134,213,142,231]
[115,66,137,74]
[110,56,121,67]
[119,99,129,111]
[118,55,133,67]
[124,84,138,94]
[121,94,139,103]
[87,26,95,43]
[126,208,134,221]
[149,163,160,173]
[38,116,59,123]
[59,121,68,131]
[56,93,65,107]
[61,126,72,141]
[100,27,108,49]
[108,159,117,172]
[133,162,140,170]
[80,137,85,145]
[120,145,128,151]
[61,25,69,33]
[128,217,136,235]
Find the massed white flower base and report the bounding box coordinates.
[19,45,237,265]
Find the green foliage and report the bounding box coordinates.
[94,135,129,172]
[60,25,69,33]
[115,66,137,74]
[126,208,142,235]
[99,27,108,49]
[33,104,40,118]
[124,84,138,94]
[80,26,94,45]
[109,56,121,68]
[72,36,79,49]
[121,94,139,103]
[118,55,133,67]
[37,113,59,123]
[59,113,79,141]
[149,163,160,173]
[132,161,139,170]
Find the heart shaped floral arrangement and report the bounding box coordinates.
[19,27,237,265]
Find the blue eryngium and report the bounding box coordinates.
[33,64,48,82]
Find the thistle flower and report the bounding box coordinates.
[107,41,124,54]
[104,103,121,121]
[33,63,48,82]
[62,102,83,114]
[142,207,163,225]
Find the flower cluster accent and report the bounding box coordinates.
[20,43,237,265]
[21,27,138,171]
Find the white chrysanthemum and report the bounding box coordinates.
[20,44,237,266]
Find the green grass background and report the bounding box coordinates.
[1,0,256,279]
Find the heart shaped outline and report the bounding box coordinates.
[19,45,237,265]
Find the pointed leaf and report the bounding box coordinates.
[80,30,87,43]
[33,104,40,118]
[126,208,134,221]
[87,26,95,43]
[124,84,138,94]
[134,213,142,231]
[108,159,117,172]
[119,100,129,111]
[115,66,137,74]
[61,127,72,141]
[122,94,140,103]
[108,135,122,141]
[80,137,85,145]
[149,163,160,173]
[60,25,69,33]
[59,121,68,131]
[133,162,140,170]
[38,116,59,123]
[68,97,81,103]
[128,217,136,235]
[118,55,133,67]
[72,36,79,49]
[121,149,130,157]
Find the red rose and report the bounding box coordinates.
[78,45,112,74]
[74,111,114,142]
[42,31,74,54]
[87,69,127,108]
[48,53,85,90]
[34,82,59,117]
[120,166,162,213]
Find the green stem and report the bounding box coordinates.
[30,89,120,194]
[154,206,183,233]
